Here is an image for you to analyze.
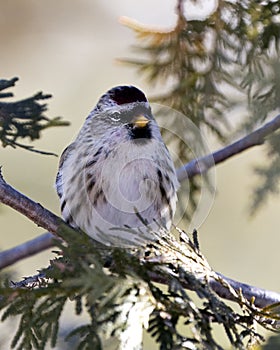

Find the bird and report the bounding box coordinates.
[55,85,179,247]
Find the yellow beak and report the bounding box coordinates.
[133,115,150,128]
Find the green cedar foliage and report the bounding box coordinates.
[1,226,279,349]
[122,0,280,214]
[2,1,280,349]
[0,77,69,156]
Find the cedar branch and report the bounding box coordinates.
[2,115,280,268]
[0,169,280,308]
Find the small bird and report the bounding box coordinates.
[56,86,179,246]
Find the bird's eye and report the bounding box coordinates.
[111,112,121,122]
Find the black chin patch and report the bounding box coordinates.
[127,123,152,141]
[109,86,147,105]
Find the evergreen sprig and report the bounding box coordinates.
[1,226,278,350]
[121,0,280,217]
[0,77,69,155]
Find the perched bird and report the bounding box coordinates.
[56,86,179,246]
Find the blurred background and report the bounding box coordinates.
[0,0,279,348]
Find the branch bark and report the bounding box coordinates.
[0,168,65,269]
[0,232,54,269]
[0,168,280,309]
[0,168,63,234]
[3,114,280,269]
[176,114,280,181]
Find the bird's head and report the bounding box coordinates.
[87,86,161,142]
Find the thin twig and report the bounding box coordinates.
[1,115,280,306]
[0,232,55,269]
[0,170,280,308]
[214,273,280,308]
[0,168,64,269]
[0,168,62,234]
[176,114,280,181]
[3,115,280,269]
[0,115,280,269]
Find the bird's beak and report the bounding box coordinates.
[133,115,150,128]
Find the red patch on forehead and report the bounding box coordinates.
[109,86,147,105]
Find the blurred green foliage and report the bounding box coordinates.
[1,1,280,349]
[122,0,280,214]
